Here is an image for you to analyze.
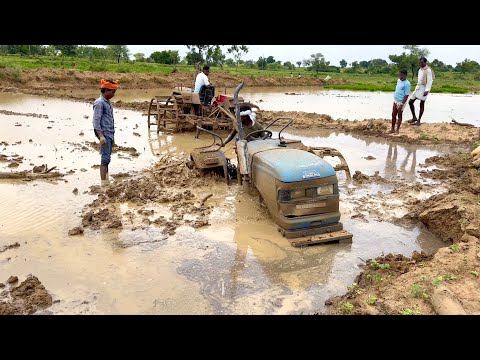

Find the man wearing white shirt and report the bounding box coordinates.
[194,65,214,92]
[407,56,434,126]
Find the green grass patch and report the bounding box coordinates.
[418,132,440,142]
[340,302,354,315]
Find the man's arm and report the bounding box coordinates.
[403,81,411,105]
[92,102,107,145]
[425,69,433,95]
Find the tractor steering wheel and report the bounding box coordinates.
[245,130,273,141]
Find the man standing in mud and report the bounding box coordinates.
[407,57,434,126]
[389,68,411,134]
[93,79,119,185]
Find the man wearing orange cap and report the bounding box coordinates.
[92,79,119,185]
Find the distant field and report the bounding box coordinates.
[0,55,479,94]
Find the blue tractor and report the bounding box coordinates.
[191,82,352,246]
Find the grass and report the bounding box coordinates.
[366,295,377,306]
[366,273,384,283]
[340,302,354,315]
[411,283,430,300]
[449,244,461,252]
[400,308,421,315]
[369,259,391,270]
[418,132,440,142]
[1,55,480,94]
[432,274,456,287]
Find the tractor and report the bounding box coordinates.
[191,82,353,247]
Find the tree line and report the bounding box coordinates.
[1,45,479,74]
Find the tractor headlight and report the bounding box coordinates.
[317,185,334,196]
[290,189,306,199]
[278,185,334,202]
[278,189,306,201]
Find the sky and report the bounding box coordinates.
[126,45,480,67]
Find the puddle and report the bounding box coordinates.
[0,94,450,314]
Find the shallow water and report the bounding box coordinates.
[0,93,450,314]
[62,86,480,125]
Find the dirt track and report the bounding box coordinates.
[1,68,480,315]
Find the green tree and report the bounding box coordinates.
[283,61,295,70]
[207,45,225,67]
[403,45,430,58]
[185,51,203,65]
[256,56,267,70]
[455,59,480,73]
[339,59,347,68]
[359,60,370,68]
[54,45,78,63]
[244,60,255,68]
[430,59,451,72]
[305,53,330,73]
[227,45,249,72]
[389,46,431,79]
[77,46,109,60]
[296,61,302,68]
[149,50,179,64]
[186,45,209,64]
[133,53,146,62]
[389,53,417,80]
[266,56,275,64]
[106,45,129,64]
[224,58,235,67]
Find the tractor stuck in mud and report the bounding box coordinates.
[190,82,353,247]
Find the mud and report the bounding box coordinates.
[325,152,480,315]
[1,70,480,315]
[78,154,222,240]
[0,274,53,315]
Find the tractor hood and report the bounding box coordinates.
[247,140,336,182]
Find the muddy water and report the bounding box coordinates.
[1,93,449,314]
[66,87,480,125]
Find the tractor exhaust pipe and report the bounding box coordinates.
[233,82,245,140]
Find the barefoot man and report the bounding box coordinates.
[408,56,434,126]
[93,79,119,185]
[390,68,411,134]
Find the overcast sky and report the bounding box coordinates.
[126,45,480,67]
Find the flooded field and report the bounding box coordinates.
[0,93,457,314]
[64,87,480,125]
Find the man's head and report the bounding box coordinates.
[419,57,428,68]
[100,79,119,99]
[239,105,256,128]
[399,68,407,81]
[202,65,210,76]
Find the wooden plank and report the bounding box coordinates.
[288,230,353,247]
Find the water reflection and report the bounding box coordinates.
[280,128,448,181]
[385,143,417,181]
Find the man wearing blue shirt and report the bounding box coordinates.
[390,69,411,134]
[92,79,119,185]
